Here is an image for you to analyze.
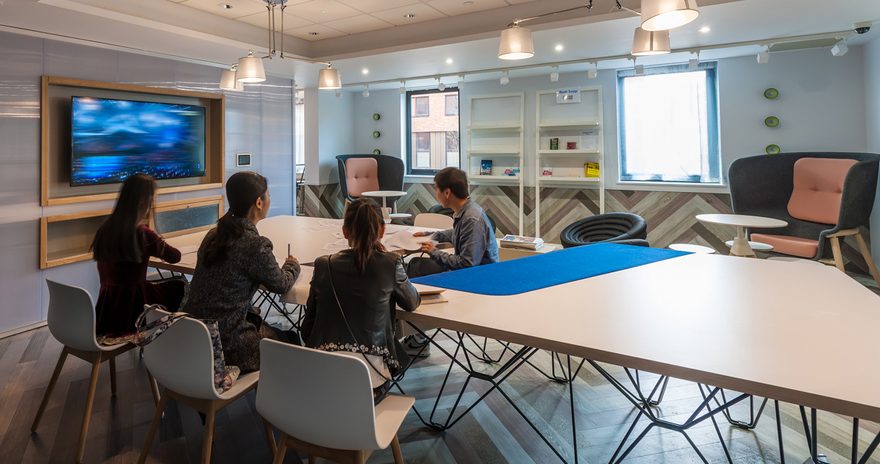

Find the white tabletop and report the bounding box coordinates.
[361,190,408,198]
[696,213,787,229]
[398,254,880,422]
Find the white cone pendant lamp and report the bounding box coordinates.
[640,0,699,31]
[498,24,534,60]
[236,51,266,83]
[318,65,341,90]
[219,66,244,91]
[632,27,671,56]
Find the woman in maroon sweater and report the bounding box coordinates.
[91,174,185,337]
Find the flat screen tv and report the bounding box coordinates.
[70,96,206,186]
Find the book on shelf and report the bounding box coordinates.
[549,138,559,150]
[584,161,600,178]
[500,234,544,250]
[480,159,493,175]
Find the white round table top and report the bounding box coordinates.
[695,213,787,229]
[725,240,774,251]
[361,190,408,198]
[669,244,716,254]
[389,213,412,218]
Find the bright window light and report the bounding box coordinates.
[618,63,720,183]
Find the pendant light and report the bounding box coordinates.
[498,24,534,60]
[219,65,244,91]
[318,64,342,89]
[236,51,266,83]
[640,0,699,32]
[631,27,671,56]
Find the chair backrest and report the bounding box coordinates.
[142,307,219,399]
[344,158,380,197]
[45,280,100,352]
[414,213,453,229]
[257,340,380,450]
[559,212,647,248]
[787,157,857,225]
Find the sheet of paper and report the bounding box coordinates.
[177,245,199,255]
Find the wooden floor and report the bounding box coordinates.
[2,314,879,464]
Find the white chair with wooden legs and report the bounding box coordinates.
[257,340,414,464]
[31,280,159,464]
[414,212,453,230]
[138,308,264,464]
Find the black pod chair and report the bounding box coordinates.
[559,212,648,248]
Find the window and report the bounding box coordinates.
[413,96,429,117]
[617,62,720,183]
[406,89,460,175]
[445,94,458,116]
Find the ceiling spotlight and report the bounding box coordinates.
[498,24,535,60]
[550,66,559,82]
[457,74,465,86]
[757,46,770,64]
[437,77,446,91]
[361,68,369,75]
[640,0,700,32]
[403,13,415,19]
[688,52,700,70]
[500,71,510,86]
[446,57,454,64]
[318,64,341,90]
[555,44,564,52]
[831,38,848,57]
[362,85,370,98]
[218,3,233,9]
[632,27,671,56]
[399,80,406,94]
[587,62,598,79]
[699,26,711,33]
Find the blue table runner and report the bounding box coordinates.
[411,243,689,296]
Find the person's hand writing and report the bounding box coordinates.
[419,241,436,254]
[284,256,299,266]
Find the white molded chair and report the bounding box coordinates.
[257,339,414,464]
[32,280,158,464]
[414,212,453,230]
[138,308,265,464]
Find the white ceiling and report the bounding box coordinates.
[0,0,878,88]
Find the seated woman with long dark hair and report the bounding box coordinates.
[183,171,300,373]
[92,174,185,337]
[301,198,421,395]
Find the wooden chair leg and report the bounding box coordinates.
[829,236,846,272]
[262,419,277,455]
[76,356,102,464]
[391,435,404,464]
[273,433,288,464]
[201,406,217,464]
[109,356,117,397]
[855,232,880,286]
[31,347,68,432]
[137,390,169,464]
[146,372,160,406]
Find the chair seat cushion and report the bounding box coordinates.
[750,233,819,258]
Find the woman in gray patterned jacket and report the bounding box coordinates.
[183,171,300,373]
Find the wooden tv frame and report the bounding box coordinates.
[40,76,225,206]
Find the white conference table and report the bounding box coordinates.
[398,251,880,461]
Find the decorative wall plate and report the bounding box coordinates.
[372,130,381,138]
[372,113,381,120]
[765,144,781,155]
[372,149,381,155]
[763,88,779,99]
[764,116,780,128]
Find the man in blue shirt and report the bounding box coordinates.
[403,167,499,356]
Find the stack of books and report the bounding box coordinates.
[500,235,544,250]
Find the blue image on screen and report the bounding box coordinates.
[70,96,206,186]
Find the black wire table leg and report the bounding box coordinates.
[776,400,786,464]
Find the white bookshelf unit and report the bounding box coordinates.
[534,87,604,238]
[467,92,524,233]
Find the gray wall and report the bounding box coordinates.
[0,30,295,335]
[864,37,880,265]
[304,89,354,185]
[348,46,868,193]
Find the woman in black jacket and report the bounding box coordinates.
[302,198,420,393]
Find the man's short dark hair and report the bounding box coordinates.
[433,167,469,199]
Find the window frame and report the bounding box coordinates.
[405,88,460,176]
[616,62,721,184]
[445,94,459,116]
[413,96,430,117]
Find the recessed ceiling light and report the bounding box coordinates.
[463,1,474,5]
[699,26,711,33]
[362,68,369,75]
[446,58,454,64]
[403,13,415,19]
[308,31,319,36]
[554,44,564,52]
[218,3,233,9]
